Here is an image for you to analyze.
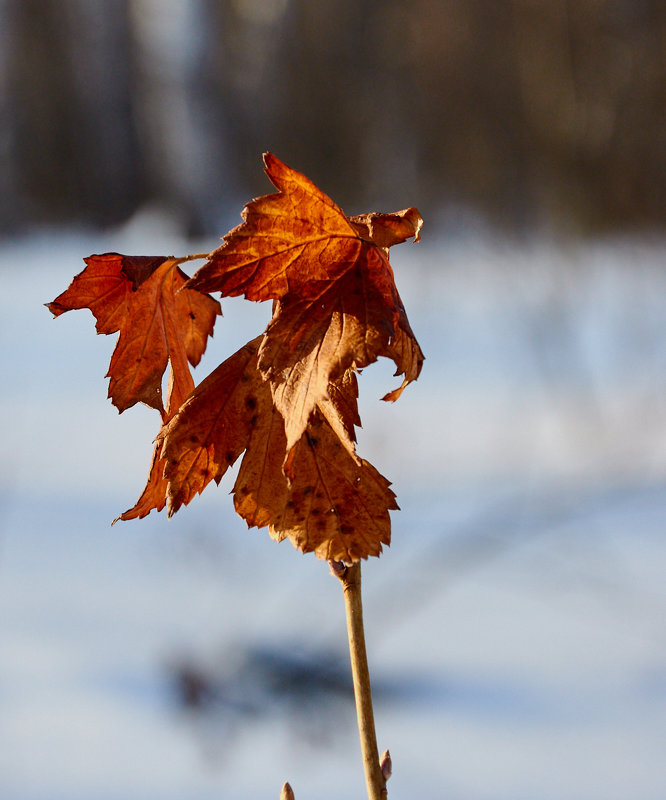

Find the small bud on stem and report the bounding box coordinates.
[329,559,347,578]
[380,749,392,781]
[280,781,295,800]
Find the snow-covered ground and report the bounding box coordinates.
[1,216,665,800]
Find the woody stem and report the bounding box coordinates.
[333,560,387,800]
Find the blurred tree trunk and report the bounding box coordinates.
[1,0,665,235]
[1,0,145,231]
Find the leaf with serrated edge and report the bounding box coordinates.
[186,154,423,447]
[234,408,397,562]
[48,253,221,415]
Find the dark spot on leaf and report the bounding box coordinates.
[189,434,198,444]
[225,450,235,464]
[250,414,258,427]
[306,434,320,448]
[241,373,251,383]
[245,396,257,411]
[303,486,313,496]
[189,311,196,320]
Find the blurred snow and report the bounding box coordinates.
[1,220,665,800]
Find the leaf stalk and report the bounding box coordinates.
[174,252,211,265]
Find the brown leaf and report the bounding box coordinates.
[258,254,422,451]
[118,337,264,521]
[186,154,423,448]
[317,368,361,458]
[80,156,421,561]
[234,407,397,562]
[187,154,422,302]
[349,207,423,248]
[160,337,266,515]
[186,153,360,300]
[136,335,396,559]
[48,253,221,415]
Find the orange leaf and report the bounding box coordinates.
[59,156,423,562]
[188,153,421,303]
[187,153,360,300]
[348,207,423,248]
[160,337,265,515]
[317,368,361,459]
[142,335,396,560]
[259,262,421,450]
[234,407,397,562]
[48,253,221,415]
[188,154,424,448]
[118,337,263,521]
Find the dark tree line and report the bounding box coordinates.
[1,0,665,236]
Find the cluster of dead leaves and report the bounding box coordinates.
[48,154,423,562]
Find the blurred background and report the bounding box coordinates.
[1,1,666,799]
[3,0,666,236]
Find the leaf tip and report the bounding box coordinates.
[407,207,423,242]
[262,151,278,171]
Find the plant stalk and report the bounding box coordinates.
[174,251,211,265]
[334,560,387,800]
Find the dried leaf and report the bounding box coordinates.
[145,336,395,560]
[118,337,263,521]
[258,258,421,451]
[188,153,423,448]
[48,253,221,415]
[280,783,295,800]
[187,153,361,300]
[349,208,423,248]
[53,155,423,561]
[161,337,265,515]
[234,406,396,562]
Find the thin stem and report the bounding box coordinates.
[174,252,211,265]
[333,560,387,800]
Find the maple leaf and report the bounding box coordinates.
[136,335,394,560]
[161,337,265,515]
[47,253,221,417]
[52,156,423,561]
[234,404,396,562]
[186,153,424,449]
[115,336,263,522]
[258,260,422,451]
